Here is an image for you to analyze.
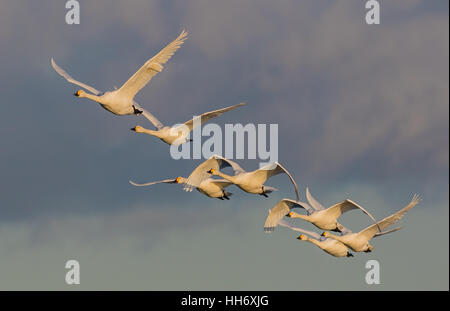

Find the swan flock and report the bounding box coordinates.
[51,30,419,258]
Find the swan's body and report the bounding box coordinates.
[51,30,188,117]
[183,155,300,200]
[323,194,420,253]
[130,176,233,200]
[264,188,378,232]
[131,103,245,145]
[278,220,353,257]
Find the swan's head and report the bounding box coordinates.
[286,211,294,218]
[131,126,144,133]
[74,90,85,97]
[176,177,183,184]
[207,168,216,175]
[321,231,329,237]
[297,234,307,241]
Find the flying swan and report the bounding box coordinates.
[130,102,245,145]
[129,177,234,200]
[278,219,354,257]
[51,30,188,117]
[263,188,378,233]
[182,155,300,200]
[322,194,420,253]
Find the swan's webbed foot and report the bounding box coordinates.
[218,197,224,200]
[260,193,269,198]
[331,227,342,233]
[346,252,354,257]
[364,249,372,253]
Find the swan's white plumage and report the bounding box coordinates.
[263,199,309,232]
[324,194,420,252]
[263,188,379,233]
[183,155,245,192]
[185,156,300,200]
[117,30,188,100]
[130,175,233,199]
[132,103,245,145]
[51,30,188,116]
[51,58,101,95]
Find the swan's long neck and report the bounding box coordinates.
[81,93,102,103]
[213,171,238,183]
[325,233,343,243]
[305,238,322,249]
[139,128,161,138]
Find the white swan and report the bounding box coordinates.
[322,194,420,253]
[51,30,188,117]
[183,155,300,200]
[130,176,233,200]
[263,188,378,233]
[130,102,245,145]
[278,219,354,257]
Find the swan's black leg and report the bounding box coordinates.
[346,252,354,257]
[133,105,143,115]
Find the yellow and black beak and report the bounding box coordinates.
[207,169,215,174]
[130,127,137,131]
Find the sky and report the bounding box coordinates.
[0,0,448,290]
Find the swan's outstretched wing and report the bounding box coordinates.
[278,219,322,240]
[253,162,300,201]
[326,199,378,226]
[305,187,326,211]
[373,226,402,238]
[359,194,420,241]
[129,179,177,187]
[117,30,188,100]
[264,199,313,233]
[183,155,244,192]
[183,103,245,131]
[133,102,164,129]
[209,179,234,188]
[51,58,102,95]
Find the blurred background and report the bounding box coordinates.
[0,0,448,290]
